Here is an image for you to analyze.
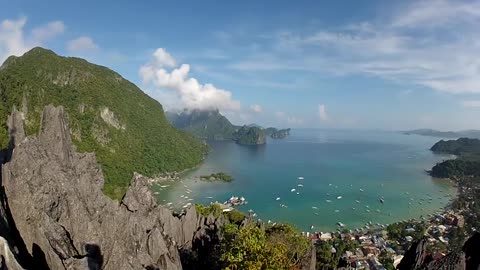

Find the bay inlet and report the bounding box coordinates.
[154,129,456,231]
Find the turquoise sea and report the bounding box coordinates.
[154,129,456,232]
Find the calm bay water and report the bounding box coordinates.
[154,129,456,232]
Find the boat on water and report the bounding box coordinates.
[225,196,247,206]
[334,210,340,213]
[298,176,305,180]
[312,206,318,209]
[291,188,296,192]
[276,197,281,201]
[297,184,304,187]
[296,192,300,195]
[337,222,346,228]
[379,198,385,204]
[359,189,364,192]
[160,185,170,188]
[355,200,361,203]
[337,196,342,199]
[310,225,314,229]
[326,200,332,203]
[206,196,213,199]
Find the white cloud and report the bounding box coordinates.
[67,36,98,53]
[140,47,241,111]
[250,104,263,113]
[228,0,480,94]
[31,21,65,42]
[318,104,328,121]
[0,16,65,64]
[461,100,480,108]
[152,48,176,67]
[391,0,480,28]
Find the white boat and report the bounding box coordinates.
[334,210,340,213]
[337,222,346,228]
[355,200,361,203]
[297,184,304,187]
[296,192,300,195]
[326,200,332,203]
[310,225,314,229]
[312,206,318,209]
[337,196,342,199]
[206,196,213,199]
[291,188,296,192]
[276,197,281,201]
[359,189,364,192]
[298,176,305,180]
[160,185,170,188]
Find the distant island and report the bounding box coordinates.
[166,109,289,145]
[265,127,291,139]
[200,172,234,182]
[404,129,480,139]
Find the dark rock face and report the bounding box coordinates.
[0,105,206,269]
[398,233,480,270]
[397,239,430,270]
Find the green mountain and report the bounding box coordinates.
[166,109,289,144]
[166,109,237,140]
[232,125,266,145]
[430,138,480,157]
[0,47,207,199]
[429,138,480,178]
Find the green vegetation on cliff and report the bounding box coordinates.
[430,138,480,179]
[0,48,207,199]
[232,125,266,145]
[166,109,237,140]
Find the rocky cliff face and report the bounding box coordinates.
[398,232,480,270]
[0,105,209,270]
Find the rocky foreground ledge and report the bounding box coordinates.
[0,105,227,270]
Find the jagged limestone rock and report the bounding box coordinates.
[1,105,204,269]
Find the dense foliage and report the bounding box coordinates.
[200,172,233,182]
[166,109,237,140]
[232,125,266,145]
[220,223,310,270]
[195,203,224,218]
[430,159,480,178]
[0,48,207,199]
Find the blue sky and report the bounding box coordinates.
[1,0,480,130]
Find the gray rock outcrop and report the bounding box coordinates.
[398,232,480,270]
[0,105,202,270]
